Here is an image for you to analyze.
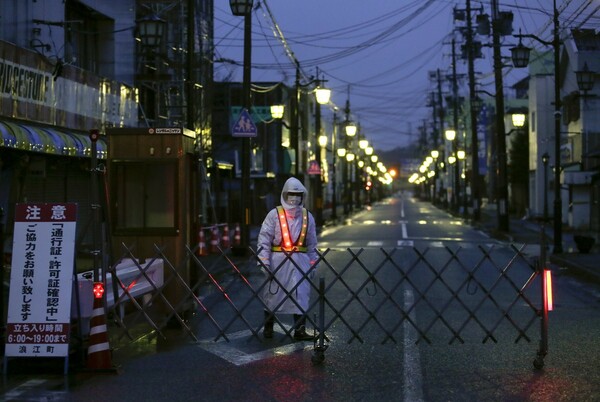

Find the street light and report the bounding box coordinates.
[542,152,550,223]
[509,0,593,253]
[511,1,563,251]
[312,78,331,227]
[270,104,284,119]
[230,0,253,254]
[136,14,166,48]
[445,129,460,214]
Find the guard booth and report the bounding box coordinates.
[105,127,198,313]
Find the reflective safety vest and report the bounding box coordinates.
[271,206,308,252]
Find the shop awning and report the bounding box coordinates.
[0,120,107,159]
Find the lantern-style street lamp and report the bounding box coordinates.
[136,14,166,48]
[510,0,595,253]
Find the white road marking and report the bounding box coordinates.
[403,289,424,402]
[402,222,408,238]
[196,328,311,366]
[397,240,414,247]
[367,241,383,247]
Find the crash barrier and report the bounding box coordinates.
[74,258,164,335]
[105,238,551,369]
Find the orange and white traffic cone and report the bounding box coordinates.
[233,223,241,246]
[87,282,115,371]
[221,225,231,248]
[209,226,220,254]
[198,228,208,256]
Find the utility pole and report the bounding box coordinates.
[491,0,509,232]
[552,0,563,253]
[466,0,480,221]
[436,69,445,206]
[293,63,300,177]
[451,38,461,214]
[240,6,252,251]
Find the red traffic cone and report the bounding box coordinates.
[233,223,241,246]
[209,226,220,254]
[221,225,231,248]
[87,283,115,371]
[198,228,208,256]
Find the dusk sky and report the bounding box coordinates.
[214,1,599,152]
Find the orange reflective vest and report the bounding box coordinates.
[271,206,308,252]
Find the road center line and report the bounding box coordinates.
[403,289,424,402]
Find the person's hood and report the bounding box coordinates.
[280,177,307,210]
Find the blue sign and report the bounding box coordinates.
[232,109,257,138]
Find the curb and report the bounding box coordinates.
[549,254,600,285]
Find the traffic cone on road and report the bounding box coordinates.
[87,283,115,371]
[233,223,241,246]
[209,226,220,254]
[221,225,231,248]
[198,228,208,256]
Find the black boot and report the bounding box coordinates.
[264,310,274,338]
[293,314,314,341]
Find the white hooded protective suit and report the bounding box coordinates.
[257,177,318,314]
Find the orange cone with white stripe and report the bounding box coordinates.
[198,228,208,256]
[233,223,241,246]
[209,226,220,254]
[87,282,114,371]
[221,225,231,248]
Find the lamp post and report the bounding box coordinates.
[330,112,339,221]
[337,147,348,214]
[230,0,253,253]
[343,92,357,214]
[445,129,460,213]
[457,149,467,217]
[313,78,331,227]
[542,152,549,222]
[510,0,563,252]
[511,1,560,251]
[491,0,509,232]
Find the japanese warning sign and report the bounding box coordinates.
[5,203,77,358]
[231,108,257,137]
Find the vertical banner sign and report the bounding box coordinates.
[5,203,77,358]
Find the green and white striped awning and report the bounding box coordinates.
[0,120,107,159]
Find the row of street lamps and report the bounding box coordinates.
[229,0,394,251]
[414,0,596,255]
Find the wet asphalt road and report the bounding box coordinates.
[2,194,600,401]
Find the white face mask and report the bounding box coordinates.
[287,195,302,206]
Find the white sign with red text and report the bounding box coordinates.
[5,203,77,357]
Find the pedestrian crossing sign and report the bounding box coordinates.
[232,108,258,137]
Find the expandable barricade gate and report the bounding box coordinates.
[103,238,551,369]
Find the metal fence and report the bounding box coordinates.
[100,240,551,369]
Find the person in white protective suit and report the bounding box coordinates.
[256,177,318,340]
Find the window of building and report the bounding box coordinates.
[112,160,178,235]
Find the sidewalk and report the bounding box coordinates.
[476,203,600,284]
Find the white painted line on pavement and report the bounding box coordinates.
[367,241,383,247]
[196,328,311,366]
[403,289,424,402]
[402,222,408,239]
[400,198,405,218]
